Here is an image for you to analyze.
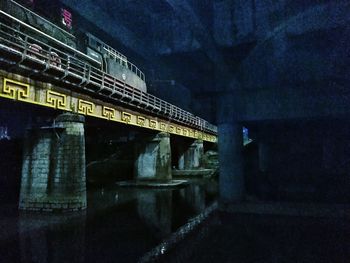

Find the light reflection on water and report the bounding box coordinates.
[0,179,217,263]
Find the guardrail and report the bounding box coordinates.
[0,21,217,134]
[103,45,145,81]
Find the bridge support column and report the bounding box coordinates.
[135,132,171,180]
[178,140,204,170]
[259,142,270,173]
[19,113,86,212]
[218,122,244,202]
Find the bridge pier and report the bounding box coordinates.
[218,122,244,202]
[258,141,270,174]
[134,132,171,180]
[178,140,204,170]
[19,113,87,212]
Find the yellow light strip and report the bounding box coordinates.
[0,77,217,142]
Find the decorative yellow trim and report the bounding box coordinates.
[137,116,145,126]
[0,76,217,142]
[149,120,157,129]
[168,125,175,133]
[46,90,68,110]
[2,78,29,101]
[102,106,116,120]
[122,112,132,124]
[78,100,95,115]
[160,122,166,131]
[183,129,188,136]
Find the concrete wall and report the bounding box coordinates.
[134,132,171,180]
[245,122,350,203]
[178,140,204,170]
[231,1,350,121]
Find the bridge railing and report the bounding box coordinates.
[103,45,145,82]
[0,21,217,134]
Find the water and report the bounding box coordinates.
[0,179,217,263]
[157,212,349,263]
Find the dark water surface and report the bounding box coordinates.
[0,179,217,263]
[158,212,349,263]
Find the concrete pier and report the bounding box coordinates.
[178,140,204,170]
[19,113,86,212]
[258,142,270,173]
[134,132,171,180]
[218,122,244,202]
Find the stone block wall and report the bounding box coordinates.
[19,113,86,212]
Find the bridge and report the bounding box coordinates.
[0,13,218,212]
[0,20,217,142]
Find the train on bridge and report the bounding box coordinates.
[0,0,217,134]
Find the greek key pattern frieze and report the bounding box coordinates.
[0,77,217,142]
[102,106,116,120]
[46,90,67,110]
[1,78,29,101]
[78,100,95,115]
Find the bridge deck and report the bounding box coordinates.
[0,20,217,142]
[0,73,216,142]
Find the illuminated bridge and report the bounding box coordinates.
[0,19,217,143]
[0,8,218,213]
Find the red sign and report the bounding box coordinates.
[61,8,72,29]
